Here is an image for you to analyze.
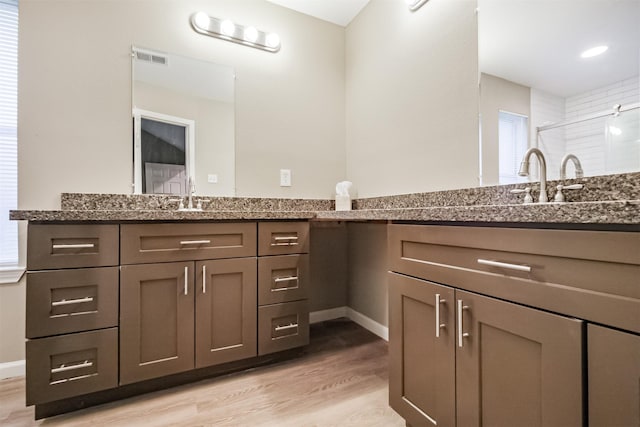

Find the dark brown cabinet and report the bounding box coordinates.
[389,273,583,427]
[120,259,258,384]
[120,261,195,385]
[588,324,640,426]
[257,222,310,356]
[195,258,257,368]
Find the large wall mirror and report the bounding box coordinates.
[132,46,236,196]
[478,0,639,186]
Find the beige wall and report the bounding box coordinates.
[347,223,389,326]
[345,0,479,198]
[18,0,346,210]
[479,73,531,185]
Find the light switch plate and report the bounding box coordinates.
[280,169,291,187]
[207,174,218,183]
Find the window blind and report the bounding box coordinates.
[0,0,19,273]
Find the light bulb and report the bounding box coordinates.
[220,20,236,37]
[193,12,210,30]
[244,26,259,43]
[581,45,608,58]
[265,33,280,49]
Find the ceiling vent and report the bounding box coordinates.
[134,49,168,66]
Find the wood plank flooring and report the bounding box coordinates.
[0,319,404,426]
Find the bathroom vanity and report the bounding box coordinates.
[22,219,310,418]
[10,177,640,423]
[387,224,639,426]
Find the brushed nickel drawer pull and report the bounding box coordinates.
[275,323,298,331]
[271,236,299,247]
[274,276,298,283]
[184,266,188,296]
[477,259,531,273]
[179,240,211,245]
[52,243,95,249]
[202,265,207,294]
[51,360,93,374]
[51,297,94,307]
[457,299,470,348]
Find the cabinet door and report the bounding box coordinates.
[195,258,257,368]
[455,290,583,427]
[389,273,456,427]
[588,324,640,426]
[120,262,194,385]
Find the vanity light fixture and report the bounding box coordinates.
[406,0,429,11]
[580,45,608,58]
[191,12,281,53]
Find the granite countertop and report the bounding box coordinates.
[10,173,640,226]
[10,200,640,225]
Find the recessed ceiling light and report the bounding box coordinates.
[580,45,608,58]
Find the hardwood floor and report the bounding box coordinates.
[0,319,404,426]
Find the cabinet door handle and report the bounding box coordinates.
[477,258,531,273]
[457,299,470,348]
[184,266,188,296]
[179,239,211,245]
[52,243,95,249]
[435,293,446,338]
[51,297,94,307]
[202,265,207,294]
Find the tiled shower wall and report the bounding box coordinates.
[531,76,639,180]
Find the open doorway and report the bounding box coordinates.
[133,109,195,195]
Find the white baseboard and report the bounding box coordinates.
[346,308,389,341]
[310,306,389,341]
[0,360,25,380]
[309,306,348,324]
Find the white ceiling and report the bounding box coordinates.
[269,0,639,100]
[266,0,370,27]
[478,0,639,98]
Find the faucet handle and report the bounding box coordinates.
[554,184,584,202]
[510,187,533,204]
[169,198,185,210]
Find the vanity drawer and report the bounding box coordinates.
[388,224,640,333]
[27,224,119,270]
[121,222,257,264]
[258,222,309,256]
[258,254,309,305]
[258,300,309,355]
[26,328,118,405]
[26,267,119,339]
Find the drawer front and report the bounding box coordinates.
[258,254,309,305]
[26,328,118,405]
[121,222,257,264]
[258,222,309,256]
[27,224,119,270]
[26,267,119,339]
[258,300,309,355]
[388,224,640,333]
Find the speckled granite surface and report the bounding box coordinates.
[10,209,317,222]
[10,172,639,225]
[354,172,640,209]
[316,200,640,225]
[60,193,334,212]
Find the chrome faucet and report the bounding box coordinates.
[187,176,195,210]
[518,148,548,203]
[559,154,584,180]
